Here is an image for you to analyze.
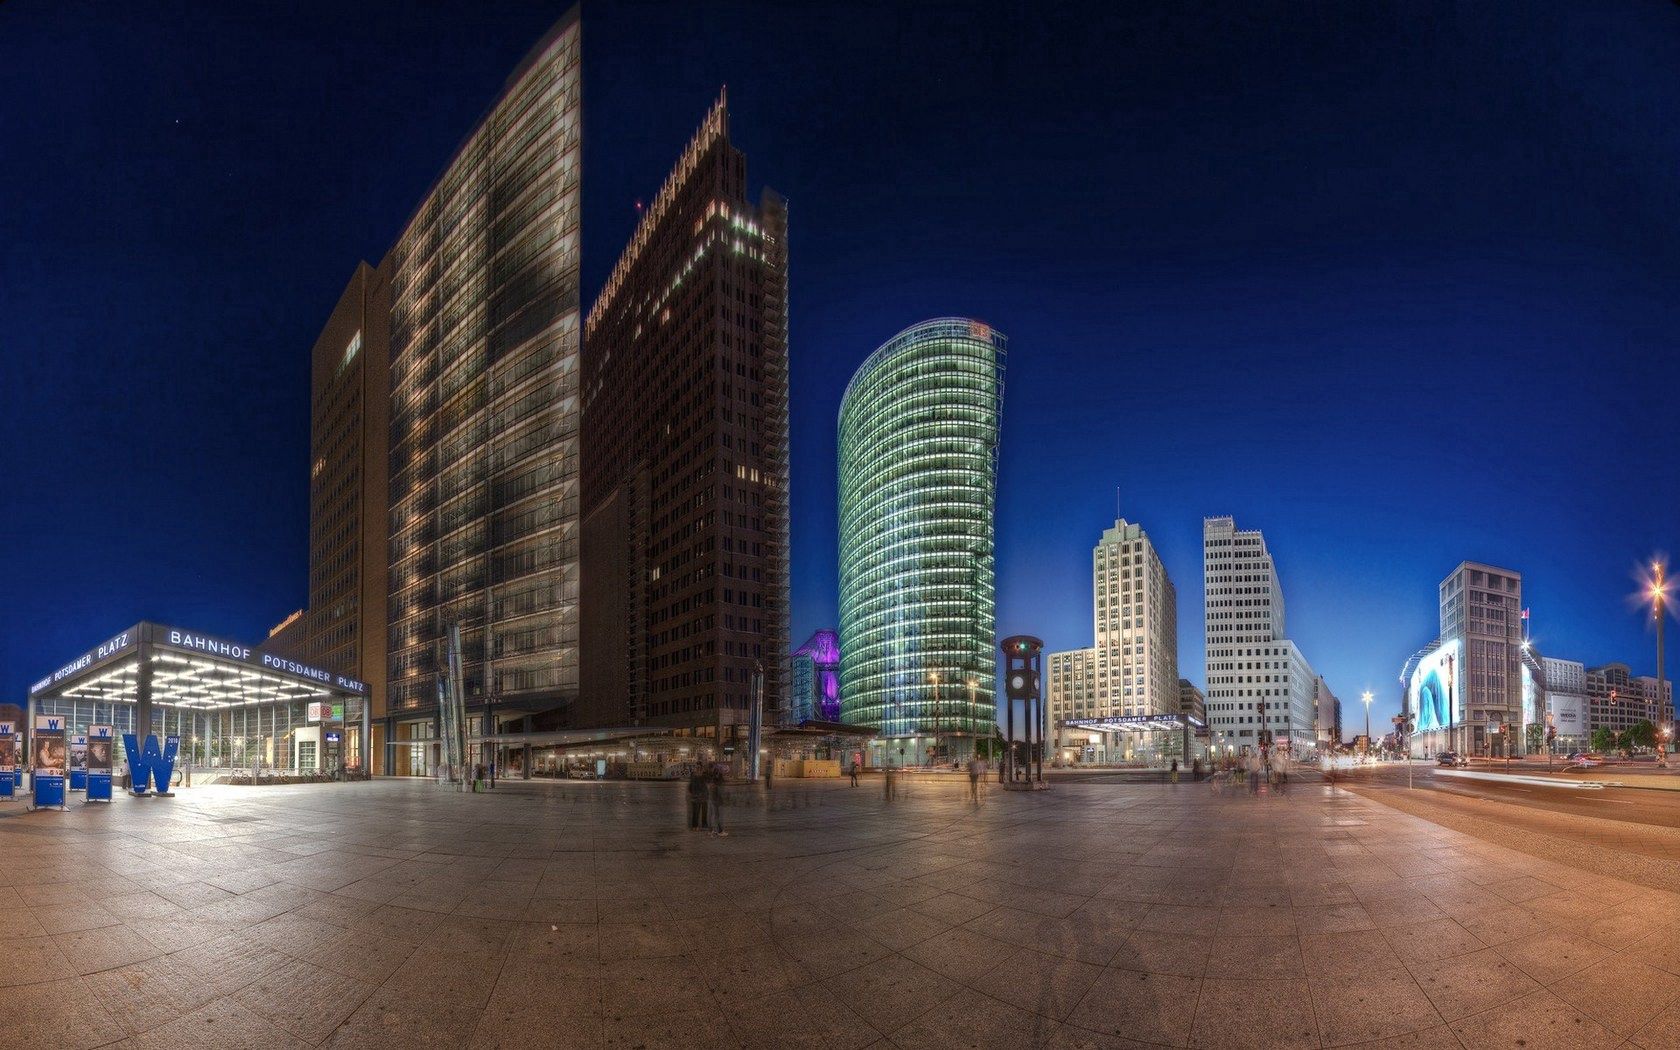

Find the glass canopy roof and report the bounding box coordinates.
[29,622,368,711]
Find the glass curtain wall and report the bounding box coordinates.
[837,318,1006,765]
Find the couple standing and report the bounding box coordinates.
[686,767,727,836]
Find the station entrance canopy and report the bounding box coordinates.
[31,622,367,708]
[1062,714,1205,734]
[1058,713,1207,768]
[27,622,370,775]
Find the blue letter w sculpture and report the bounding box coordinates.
[122,734,179,796]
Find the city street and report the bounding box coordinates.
[1341,760,1680,829]
[5,775,1680,1048]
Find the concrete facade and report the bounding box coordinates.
[1202,516,1319,756]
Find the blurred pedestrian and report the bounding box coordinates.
[1170,758,1179,785]
[687,768,707,830]
[967,755,981,802]
[708,768,727,836]
[849,760,859,787]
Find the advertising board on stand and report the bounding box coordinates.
[31,715,68,810]
[86,725,114,803]
[70,734,88,792]
[0,721,16,800]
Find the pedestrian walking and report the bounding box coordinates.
[967,756,981,803]
[708,768,727,836]
[1170,758,1179,785]
[687,768,707,830]
[883,764,898,803]
[849,761,859,787]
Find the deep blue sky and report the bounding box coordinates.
[3,1,1677,721]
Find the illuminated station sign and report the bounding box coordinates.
[30,621,368,701]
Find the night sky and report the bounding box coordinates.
[3,1,1677,722]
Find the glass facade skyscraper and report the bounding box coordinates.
[837,318,1006,765]
[385,9,583,754]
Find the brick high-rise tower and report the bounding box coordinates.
[580,92,790,751]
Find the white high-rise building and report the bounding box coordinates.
[1047,517,1180,764]
[1203,516,1319,755]
[1093,519,1179,718]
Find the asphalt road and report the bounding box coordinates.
[1338,760,1680,830]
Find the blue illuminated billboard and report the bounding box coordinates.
[1409,640,1460,733]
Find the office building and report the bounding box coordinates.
[1540,655,1587,750]
[1438,561,1523,755]
[1314,675,1341,747]
[383,10,583,771]
[1048,647,1097,760]
[1093,519,1180,717]
[302,263,391,770]
[579,92,790,748]
[1203,516,1319,755]
[1179,679,1206,723]
[1046,516,1182,764]
[1586,663,1673,737]
[790,630,841,725]
[837,318,1006,765]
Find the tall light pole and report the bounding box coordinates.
[1362,690,1374,763]
[1655,561,1669,768]
[929,671,941,768]
[967,678,978,763]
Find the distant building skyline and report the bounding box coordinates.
[5,3,1677,748]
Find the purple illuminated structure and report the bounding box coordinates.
[791,630,842,724]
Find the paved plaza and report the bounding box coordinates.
[3,775,1680,1049]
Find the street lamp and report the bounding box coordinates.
[967,678,978,763]
[1653,560,1669,768]
[1362,690,1373,763]
[929,671,941,769]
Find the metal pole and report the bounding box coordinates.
[1006,676,1015,782]
[1658,563,1668,767]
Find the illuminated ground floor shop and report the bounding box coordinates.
[26,622,370,777]
[1053,713,1210,768]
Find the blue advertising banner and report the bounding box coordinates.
[86,725,113,803]
[0,721,16,800]
[123,733,179,797]
[69,733,88,791]
[31,715,67,810]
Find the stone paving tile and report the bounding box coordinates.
[1066,968,1200,1046]
[230,957,378,1044]
[1310,965,1443,1046]
[1190,977,1319,1049]
[0,967,120,1041]
[1410,945,1543,1021]
[1448,988,1613,1050]
[1111,928,1212,977]
[970,946,1105,1021]
[1551,953,1680,1037]
[1494,927,1614,984]
[890,987,1059,1050]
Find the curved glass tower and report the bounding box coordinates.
[838,318,1006,765]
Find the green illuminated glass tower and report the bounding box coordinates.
[837,318,1006,766]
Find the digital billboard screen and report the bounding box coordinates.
[1409,641,1460,733]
